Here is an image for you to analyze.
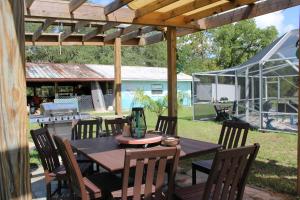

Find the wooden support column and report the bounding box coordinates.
[167,27,177,134]
[297,29,300,195]
[0,1,31,199]
[114,37,122,115]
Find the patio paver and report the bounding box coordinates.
[31,166,294,200]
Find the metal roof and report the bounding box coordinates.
[86,64,192,81]
[26,63,112,82]
[26,63,192,82]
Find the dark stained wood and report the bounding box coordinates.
[0,1,31,199]
[70,136,221,172]
[111,145,181,200]
[105,118,130,136]
[175,144,260,200]
[155,115,177,136]
[72,118,104,140]
[192,120,250,184]
[30,128,66,199]
[53,135,122,200]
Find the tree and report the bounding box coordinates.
[177,31,217,74]
[209,19,278,69]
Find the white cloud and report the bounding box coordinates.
[254,11,294,35]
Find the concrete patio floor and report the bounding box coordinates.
[31,165,295,200]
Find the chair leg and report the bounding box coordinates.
[46,182,51,200]
[57,180,62,195]
[192,166,196,185]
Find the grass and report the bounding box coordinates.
[29,107,298,196]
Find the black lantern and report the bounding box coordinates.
[130,107,147,138]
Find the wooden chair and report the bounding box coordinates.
[155,115,177,135]
[72,118,104,140]
[111,146,181,200]
[175,144,260,200]
[192,120,250,184]
[105,118,130,136]
[53,135,122,200]
[30,128,67,199]
[72,118,104,173]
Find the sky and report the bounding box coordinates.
[90,0,299,36]
[254,6,299,36]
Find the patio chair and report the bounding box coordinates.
[154,115,177,135]
[192,120,250,184]
[53,135,122,200]
[105,118,130,136]
[72,118,105,140]
[111,145,181,200]
[30,128,67,199]
[72,118,105,173]
[214,104,229,121]
[174,143,260,200]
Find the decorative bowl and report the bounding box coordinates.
[161,136,180,147]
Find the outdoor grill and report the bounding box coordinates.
[30,103,90,139]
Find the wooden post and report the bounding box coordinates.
[297,28,300,195]
[167,27,177,134]
[114,37,122,115]
[0,1,31,199]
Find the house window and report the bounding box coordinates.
[151,84,163,95]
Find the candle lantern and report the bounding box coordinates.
[130,107,147,138]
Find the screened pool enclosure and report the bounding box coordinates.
[193,29,299,132]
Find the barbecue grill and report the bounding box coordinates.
[30,103,90,139]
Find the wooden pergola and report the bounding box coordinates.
[0,0,299,199]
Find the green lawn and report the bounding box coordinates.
[29,107,298,196]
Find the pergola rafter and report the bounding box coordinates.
[24,0,298,46]
[1,1,300,199]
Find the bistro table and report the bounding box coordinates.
[70,136,221,173]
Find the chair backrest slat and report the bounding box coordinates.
[202,143,260,200]
[218,121,249,149]
[105,118,129,136]
[122,146,181,200]
[53,135,88,200]
[30,128,61,173]
[155,115,177,135]
[72,118,103,140]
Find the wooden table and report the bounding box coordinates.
[70,136,221,173]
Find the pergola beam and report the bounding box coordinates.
[60,21,89,41]
[161,0,220,21]
[25,0,35,9]
[121,26,156,42]
[196,0,300,30]
[32,18,55,41]
[69,0,87,13]
[135,0,179,18]
[24,0,197,29]
[83,22,119,41]
[104,25,142,42]
[104,0,134,15]
[25,33,142,46]
[184,0,257,23]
